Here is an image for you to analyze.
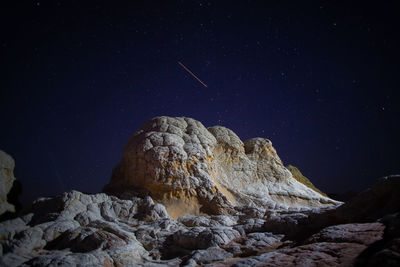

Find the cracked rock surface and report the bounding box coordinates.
[0,188,391,267]
[1,189,389,267]
[104,116,339,219]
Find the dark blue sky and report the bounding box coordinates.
[1,1,399,204]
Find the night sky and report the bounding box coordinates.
[1,1,399,205]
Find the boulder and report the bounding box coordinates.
[104,116,339,218]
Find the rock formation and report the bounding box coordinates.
[0,191,173,266]
[1,118,399,266]
[104,116,339,218]
[0,150,17,216]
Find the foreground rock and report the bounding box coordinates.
[0,189,389,267]
[0,191,174,266]
[0,190,289,266]
[0,150,17,216]
[1,176,399,266]
[104,116,339,218]
[355,212,400,266]
[233,222,385,267]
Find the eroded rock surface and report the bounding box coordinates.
[233,222,385,267]
[0,191,288,266]
[0,191,174,266]
[0,150,17,216]
[104,116,339,218]
[2,119,398,266]
[1,179,399,266]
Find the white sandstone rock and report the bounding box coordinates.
[105,116,340,219]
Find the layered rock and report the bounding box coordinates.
[0,150,17,216]
[104,116,339,218]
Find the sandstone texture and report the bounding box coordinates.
[0,189,392,267]
[105,116,339,219]
[0,150,16,216]
[0,175,398,266]
[0,191,173,266]
[2,119,399,266]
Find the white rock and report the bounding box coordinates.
[105,116,341,219]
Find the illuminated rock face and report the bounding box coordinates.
[105,116,339,218]
[0,150,16,215]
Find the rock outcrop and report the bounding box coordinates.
[104,116,339,218]
[2,117,398,266]
[0,150,17,216]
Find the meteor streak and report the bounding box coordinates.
[178,61,208,87]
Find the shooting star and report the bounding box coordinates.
[178,61,208,87]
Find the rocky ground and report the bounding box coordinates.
[1,182,399,266]
[1,117,399,266]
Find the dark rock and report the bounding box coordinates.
[355,212,400,266]
[333,175,400,223]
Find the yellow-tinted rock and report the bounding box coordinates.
[286,165,328,197]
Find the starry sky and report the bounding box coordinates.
[1,1,399,205]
